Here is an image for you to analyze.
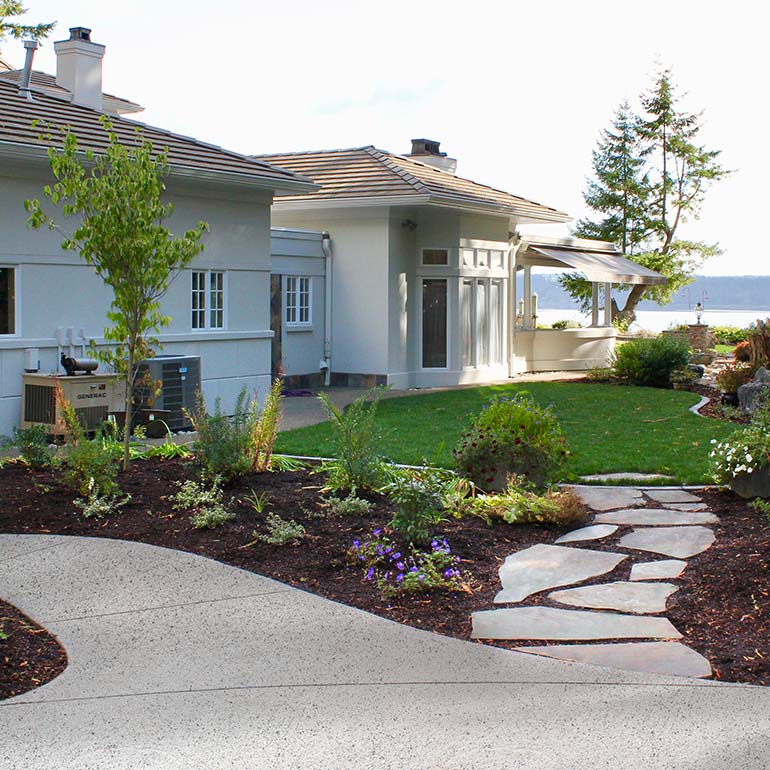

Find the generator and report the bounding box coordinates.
[21,373,126,437]
[134,355,201,431]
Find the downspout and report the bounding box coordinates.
[321,232,333,387]
[507,231,522,378]
[18,39,38,100]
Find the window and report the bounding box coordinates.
[286,275,312,326]
[192,270,225,330]
[422,248,448,265]
[461,279,474,368]
[477,279,488,365]
[422,279,447,368]
[0,267,15,335]
[490,279,502,364]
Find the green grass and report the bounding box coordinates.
[715,343,735,355]
[275,382,742,484]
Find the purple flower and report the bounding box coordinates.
[443,569,453,578]
[396,574,404,582]
[373,529,382,536]
[365,567,374,580]
[410,566,419,573]
[418,574,425,582]
[352,539,361,548]
[431,540,439,549]
[393,552,401,560]
[396,561,405,571]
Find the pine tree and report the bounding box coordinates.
[0,1,54,43]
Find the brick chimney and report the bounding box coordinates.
[404,138,457,174]
[54,27,104,111]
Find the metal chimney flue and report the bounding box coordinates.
[18,38,38,101]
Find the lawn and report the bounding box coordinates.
[275,382,741,484]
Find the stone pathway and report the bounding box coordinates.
[471,485,719,679]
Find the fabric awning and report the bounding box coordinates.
[524,246,667,285]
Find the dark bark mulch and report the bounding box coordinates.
[689,382,751,424]
[0,599,67,700]
[0,459,767,686]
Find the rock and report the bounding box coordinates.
[570,486,644,511]
[688,364,706,378]
[754,366,770,384]
[729,469,770,499]
[630,559,688,581]
[516,642,712,678]
[619,526,715,559]
[644,490,701,504]
[471,606,682,641]
[549,581,678,614]
[554,524,618,544]
[494,544,626,604]
[690,352,714,366]
[737,381,770,414]
[594,508,718,526]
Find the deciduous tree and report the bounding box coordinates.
[26,118,208,469]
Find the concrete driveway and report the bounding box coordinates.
[0,534,768,770]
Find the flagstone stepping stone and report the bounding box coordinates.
[554,524,618,543]
[471,606,682,641]
[515,641,712,678]
[549,581,678,614]
[619,526,715,559]
[594,508,718,526]
[644,489,701,504]
[630,559,688,581]
[663,502,709,511]
[494,545,626,604]
[571,486,644,512]
[580,473,674,483]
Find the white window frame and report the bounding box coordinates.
[0,265,19,337]
[285,275,313,329]
[418,277,450,371]
[421,247,449,266]
[191,269,227,331]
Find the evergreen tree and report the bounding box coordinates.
[0,1,54,43]
[562,68,729,327]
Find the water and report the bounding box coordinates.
[536,308,770,333]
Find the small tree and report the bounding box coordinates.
[26,117,207,469]
[0,1,54,42]
[562,68,729,327]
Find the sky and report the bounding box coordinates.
[3,0,767,275]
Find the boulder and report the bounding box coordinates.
[754,366,770,384]
[738,380,770,414]
[690,351,715,366]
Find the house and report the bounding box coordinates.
[0,27,317,437]
[258,141,665,389]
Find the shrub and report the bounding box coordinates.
[712,326,751,345]
[551,319,583,330]
[318,389,384,493]
[348,532,470,597]
[58,394,120,497]
[254,513,305,545]
[328,495,372,516]
[611,335,691,388]
[586,366,614,383]
[715,364,754,394]
[471,482,587,527]
[74,478,131,519]
[0,425,53,469]
[452,392,569,491]
[734,340,751,363]
[383,467,447,545]
[190,506,235,529]
[171,476,225,511]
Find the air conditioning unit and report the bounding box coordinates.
[135,355,201,431]
[21,373,126,437]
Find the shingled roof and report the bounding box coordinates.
[0,68,143,115]
[255,146,570,223]
[0,79,315,193]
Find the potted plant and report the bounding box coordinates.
[715,365,753,406]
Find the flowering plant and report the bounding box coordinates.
[348,531,470,597]
[709,421,770,483]
[452,392,569,490]
[715,364,753,394]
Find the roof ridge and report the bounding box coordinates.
[0,79,306,183]
[252,145,375,159]
[366,147,431,194]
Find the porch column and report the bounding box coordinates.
[591,282,600,327]
[523,266,532,329]
[604,282,613,327]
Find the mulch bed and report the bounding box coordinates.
[0,458,767,687]
[0,599,67,700]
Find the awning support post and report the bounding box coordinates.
[591,282,600,327]
[604,282,613,327]
[523,266,532,330]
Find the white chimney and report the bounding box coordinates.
[54,27,104,111]
[405,138,457,175]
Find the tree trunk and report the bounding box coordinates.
[613,284,647,328]
[122,347,133,472]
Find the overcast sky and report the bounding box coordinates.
[4,0,766,275]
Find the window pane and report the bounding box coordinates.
[461,249,475,267]
[192,271,205,329]
[0,268,14,334]
[299,277,310,323]
[490,250,504,268]
[461,279,473,368]
[476,249,489,268]
[477,280,488,365]
[490,280,501,364]
[210,271,224,329]
[422,279,447,368]
[285,276,296,324]
[422,248,448,265]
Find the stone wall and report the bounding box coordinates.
[661,325,714,352]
